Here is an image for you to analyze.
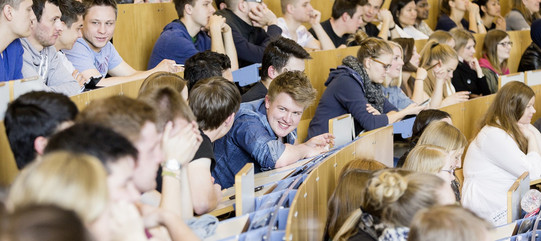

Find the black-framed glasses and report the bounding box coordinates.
[498,41,513,47]
[370,58,392,71]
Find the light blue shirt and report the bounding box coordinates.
[64,38,123,76]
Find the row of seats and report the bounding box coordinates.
[0,28,534,187]
[113,1,520,71]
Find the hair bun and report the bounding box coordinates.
[367,171,408,209]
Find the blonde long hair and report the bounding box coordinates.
[7,152,108,223]
[417,121,467,152]
[403,144,448,174]
[419,41,458,97]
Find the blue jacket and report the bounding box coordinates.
[212,99,296,189]
[307,65,397,139]
[147,20,211,69]
[1,39,24,82]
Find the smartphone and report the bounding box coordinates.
[84,76,103,91]
[419,98,431,106]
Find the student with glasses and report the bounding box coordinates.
[403,121,467,201]
[479,29,511,93]
[403,144,459,196]
[518,19,541,72]
[307,37,424,139]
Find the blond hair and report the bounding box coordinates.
[267,70,316,109]
[419,41,458,97]
[384,41,404,88]
[408,205,492,241]
[428,30,454,45]
[417,120,467,152]
[138,71,187,96]
[449,28,475,54]
[403,144,447,174]
[7,152,108,223]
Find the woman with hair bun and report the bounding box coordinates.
[462,81,541,225]
[332,170,455,241]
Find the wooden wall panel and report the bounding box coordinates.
[114,3,178,71]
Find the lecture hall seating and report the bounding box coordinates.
[0,1,537,239]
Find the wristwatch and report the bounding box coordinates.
[163,159,181,170]
[162,159,182,180]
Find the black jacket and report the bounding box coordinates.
[518,42,541,72]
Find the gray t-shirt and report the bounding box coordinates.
[506,10,531,31]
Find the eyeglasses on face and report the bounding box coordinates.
[370,58,392,71]
[497,41,513,47]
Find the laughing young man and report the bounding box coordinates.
[212,71,334,189]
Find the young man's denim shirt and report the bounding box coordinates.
[212,99,297,189]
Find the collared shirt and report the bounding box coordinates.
[212,99,296,189]
[276,17,315,47]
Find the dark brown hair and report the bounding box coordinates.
[189,77,241,130]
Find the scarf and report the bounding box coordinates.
[342,56,386,114]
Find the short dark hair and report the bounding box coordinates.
[59,0,85,27]
[44,123,138,172]
[184,50,232,91]
[32,0,59,22]
[189,77,241,130]
[411,109,451,145]
[173,0,195,19]
[4,91,78,170]
[261,37,311,80]
[82,0,117,18]
[331,0,362,20]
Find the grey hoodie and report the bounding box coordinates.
[21,38,81,96]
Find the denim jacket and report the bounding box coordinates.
[212,99,296,189]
